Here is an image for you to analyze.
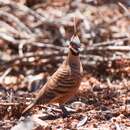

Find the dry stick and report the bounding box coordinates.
[18,41,65,58]
[0,0,47,34]
[0,0,46,22]
[107,13,130,26]
[0,67,12,83]
[30,10,81,31]
[0,32,18,44]
[96,3,130,28]
[31,10,79,28]
[0,21,19,34]
[1,43,129,67]
[0,40,66,69]
[1,52,129,71]
[82,54,130,61]
[0,102,19,106]
[86,45,130,52]
[0,51,129,73]
[18,41,26,57]
[122,78,129,113]
[0,28,39,46]
[0,31,34,46]
[21,38,130,54]
[118,2,129,14]
[92,37,130,47]
[0,11,32,35]
[3,51,64,66]
[29,42,65,51]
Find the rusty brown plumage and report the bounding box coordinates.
[22,35,83,115]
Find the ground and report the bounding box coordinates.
[0,0,130,130]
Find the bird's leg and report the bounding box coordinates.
[59,104,70,118]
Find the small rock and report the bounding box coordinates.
[77,116,88,128]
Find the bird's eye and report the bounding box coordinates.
[71,43,78,48]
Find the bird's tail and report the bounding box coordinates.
[22,102,35,116]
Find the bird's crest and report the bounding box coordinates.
[70,17,80,45]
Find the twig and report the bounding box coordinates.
[0,21,19,34]
[0,10,32,35]
[0,102,19,106]
[0,32,18,44]
[0,0,46,22]
[81,53,130,67]
[18,41,26,57]
[0,67,12,83]
[86,45,130,52]
[4,51,64,66]
[97,3,130,27]
[92,37,130,47]
[122,78,129,113]
[29,42,65,51]
[118,2,129,14]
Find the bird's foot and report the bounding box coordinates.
[59,105,70,118]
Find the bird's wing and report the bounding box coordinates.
[35,64,76,104]
[50,65,76,93]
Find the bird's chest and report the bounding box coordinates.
[70,63,82,79]
[66,68,82,88]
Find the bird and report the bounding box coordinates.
[22,34,83,117]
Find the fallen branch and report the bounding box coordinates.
[92,37,130,47]
[0,21,19,34]
[0,0,46,22]
[0,102,19,106]
[0,32,18,44]
[86,45,130,52]
[0,10,32,36]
